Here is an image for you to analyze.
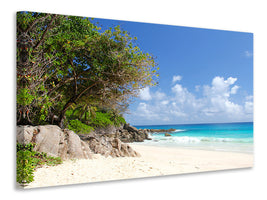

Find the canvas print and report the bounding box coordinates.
[16,11,253,188]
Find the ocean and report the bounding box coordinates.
[134,122,253,154]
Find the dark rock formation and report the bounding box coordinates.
[79,133,140,157]
[123,123,139,133]
[114,124,150,143]
[148,128,176,133]
[94,125,119,135]
[91,124,177,143]
[90,124,151,143]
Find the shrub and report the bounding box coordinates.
[17,88,35,106]
[16,143,62,184]
[89,111,126,128]
[90,112,114,127]
[113,115,126,127]
[16,148,35,184]
[68,119,94,134]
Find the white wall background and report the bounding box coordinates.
[1,0,266,199]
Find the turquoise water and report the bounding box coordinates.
[134,122,253,153]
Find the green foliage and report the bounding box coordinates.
[31,152,62,167]
[17,143,34,152]
[90,112,114,127]
[65,105,126,130]
[89,111,126,128]
[113,115,126,126]
[16,148,34,184]
[68,119,94,134]
[108,110,126,126]
[17,88,34,106]
[66,103,97,123]
[16,143,62,184]
[16,11,158,127]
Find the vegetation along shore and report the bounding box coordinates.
[16,11,159,186]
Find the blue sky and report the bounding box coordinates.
[94,18,253,125]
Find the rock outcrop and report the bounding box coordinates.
[91,124,176,143]
[79,133,140,157]
[94,124,151,143]
[17,125,93,160]
[17,125,141,160]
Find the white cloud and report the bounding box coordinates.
[161,100,169,105]
[204,76,238,98]
[136,102,159,119]
[171,84,195,105]
[139,87,152,101]
[203,76,243,117]
[245,102,253,114]
[246,95,253,101]
[230,85,240,94]
[153,91,166,100]
[171,84,187,104]
[244,95,253,114]
[128,76,253,125]
[245,51,253,57]
[225,77,237,85]
[195,85,201,92]
[169,102,187,117]
[137,102,149,114]
[172,75,182,83]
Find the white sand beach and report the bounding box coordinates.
[24,144,253,188]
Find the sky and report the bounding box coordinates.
[93,18,253,126]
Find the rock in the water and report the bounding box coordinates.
[164,133,171,137]
[149,128,176,133]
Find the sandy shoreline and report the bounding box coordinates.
[23,144,253,188]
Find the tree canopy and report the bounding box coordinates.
[16,12,158,128]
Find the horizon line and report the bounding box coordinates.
[132,121,253,127]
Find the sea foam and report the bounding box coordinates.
[173,129,187,132]
[149,135,253,144]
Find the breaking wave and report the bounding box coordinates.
[173,129,187,133]
[149,135,253,144]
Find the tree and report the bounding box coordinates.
[17,12,158,127]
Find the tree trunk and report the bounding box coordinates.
[57,101,73,128]
[56,83,97,128]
